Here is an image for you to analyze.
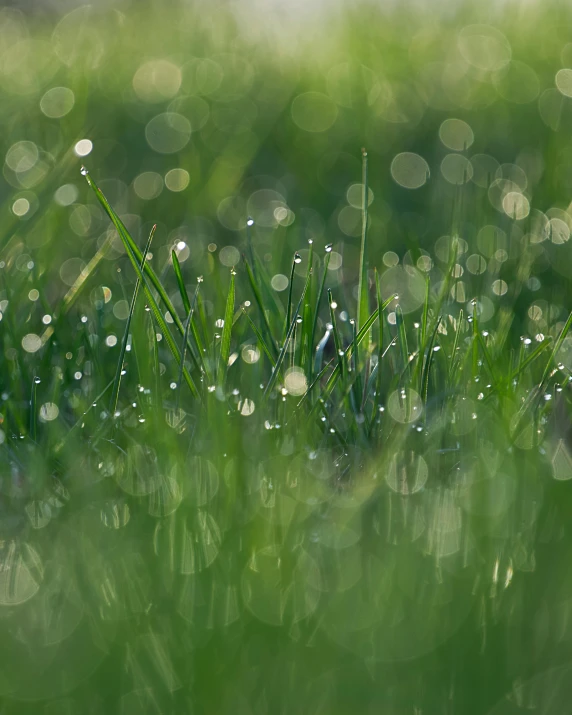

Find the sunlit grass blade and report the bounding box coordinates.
[313,327,331,376]
[357,148,369,332]
[540,309,572,389]
[82,170,187,340]
[420,318,441,404]
[244,255,277,359]
[172,250,191,315]
[242,308,277,368]
[396,305,409,382]
[329,289,345,382]
[448,310,464,382]
[309,248,332,378]
[176,283,201,408]
[299,243,314,372]
[420,275,430,350]
[301,296,396,413]
[218,269,236,386]
[285,253,298,342]
[511,339,551,381]
[109,224,156,417]
[263,272,311,399]
[30,376,38,442]
[82,168,200,398]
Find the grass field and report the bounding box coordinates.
[2,2,572,713]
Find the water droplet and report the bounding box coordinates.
[308,238,313,245]
[80,166,89,176]
[34,377,41,384]
[208,385,216,393]
[294,252,302,264]
[246,218,254,227]
[197,275,204,283]
[325,243,333,253]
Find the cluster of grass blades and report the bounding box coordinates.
[0,155,572,714]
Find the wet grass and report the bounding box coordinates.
[2,2,572,712]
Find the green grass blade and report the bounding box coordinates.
[396,305,409,382]
[421,318,441,404]
[285,253,298,342]
[218,269,236,386]
[177,283,201,408]
[357,148,370,332]
[540,310,572,388]
[511,339,551,381]
[82,170,186,340]
[309,248,332,377]
[242,308,277,368]
[243,255,277,358]
[110,224,156,416]
[300,295,396,412]
[172,250,191,315]
[263,271,311,399]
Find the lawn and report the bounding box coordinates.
[1,1,572,713]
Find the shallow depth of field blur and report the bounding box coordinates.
[3,1,572,713]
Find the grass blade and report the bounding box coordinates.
[244,255,277,359]
[172,250,191,315]
[218,269,236,386]
[357,148,370,332]
[110,224,156,416]
[263,271,311,399]
[82,169,200,400]
[540,310,572,388]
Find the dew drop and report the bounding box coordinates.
[246,218,254,227]
[325,243,333,253]
[294,252,302,264]
[80,166,89,176]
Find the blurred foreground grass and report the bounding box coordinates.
[2,1,572,713]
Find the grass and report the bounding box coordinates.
[2,1,572,713]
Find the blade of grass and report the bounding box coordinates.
[172,250,191,315]
[420,318,441,404]
[242,308,277,368]
[110,225,156,416]
[82,168,200,399]
[243,255,277,359]
[176,283,201,408]
[300,295,396,413]
[285,253,298,342]
[540,309,572,389]
[218,269,236,386]
[263,271,311,400]
[511,339,551,381]
[357,148,369,332]
[309,247,332,379]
